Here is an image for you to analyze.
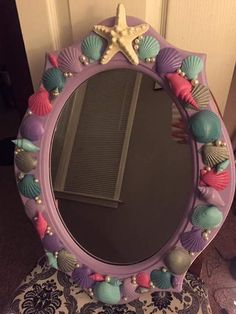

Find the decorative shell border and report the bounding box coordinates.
[14,4,235,305]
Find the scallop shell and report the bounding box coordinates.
[180,229,207,253]
[48,53,58,68]
[46,252,58,269]
[171,276,182,289]
[136,272,150,288]
[192,205,223,229]
[181,55,204,80]
[150,269,173,289]
[42,233,64,252]
[201,143,229,167]
[216,159,230,173]
[28,89,52,116]
[34,212,47,239]
[42,68,66,94]
[18,174,41,199]
[15,151,37,173]
[138,36,160,60]
[192,84,210,109]
[94,281,121,304]
[198,186,225,207]
[156,47,182,74]
[57,249,77,272]
[58,47,82,74]
[165,247,191,275]
[81,34,104,61]
[200,169,230,190]
[20,115,45,141]
[12,139,39,153]
[24,199,45,219]
[121,278,139,300]
[72,266,94,288]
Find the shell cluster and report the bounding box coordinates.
[133,35,160,63]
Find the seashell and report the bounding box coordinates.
[201,143,229,167]
[42,68,66,94]
[18,174,41,199]
[189,110,221,143]
[191,205,223,229]
[57,249,77,273]
[34,212,47,239]
[150,269,173,289]
[198,186,225,207]
[166,73,199,110]
[81,34,104,62]
[28,89,52,116]
[138,35,160,60]
[156,47,182,74]
[216,159,230,173]
[24,199,45,219]
[20,115,45,141]
[165,247,191,275]
[89,273,105,282]
[136,272,150,288]
[15,151,37,173]
[58,47,82,74]
[191,84,210,109]
[94,281,121,304]
[121,278,139,300]
[200,169,230,190]
[42,233,64,252]
[48,53,58,68]
[171,103,189,144]
[72,266,94,288]
[171,276,182,290]
[46,251,58,269]
[180,228,207,253]
[12,139,39,153]
[181,55,204,80]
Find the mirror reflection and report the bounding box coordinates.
[51,69,193,264]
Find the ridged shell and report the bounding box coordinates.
[72,266,94,288]
[138,36,160,60]
[58,47,82,74]
[181,55,204,80]
[200,169,230,190]
[12,139,39,153]
[81,35,104,61]
[189,110,221,143]
[150,269,173,289]
[42,233,64,252]
[171,276,182,289]
[28,89,52,116]
[121,278,139,300]
[34,212,47,239]
[15,151,37,173]
[42,68,66,93]
[198,186,225,207]
[201,143,229,167]
[57,249,77,272]
[89,273,104,282]
[180,229,207,253]
[156,47,182,74]
[192,205,223,229]
[94,281,121,304]
[216,159,230,173]
[165,247,191,275]
[136,272,150,288]
[46,252,58,269]
[48,53,58,68]
[18,174,41,199]
[20,115,44,141]
[24,199,45,219]
[192,84,210,109]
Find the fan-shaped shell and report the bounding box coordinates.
[42,68,66,93]
[58,47,82,74]
[28,89,52,116]
[180,229,207,253]
[216,159,230,173]
[181,55,204,80]
[12,139,39,153]
[121,278,139,300]
[46,252,58,269]
[191,205,223,229]
[200,169,230,190]
[198,186,225,207]
[57,249,77,272]
[156,47,182,74]
[192,84,210,109]
[72,266,94,288]
[94,281,121,304]
[24,199,45,219]
[201,143,229,167]
[20,115,44,141]
[138,36,160,60]
[42,233,64,252]
[150,269,173,289]
[165,247,191,275]
[81,35,104,61]
[34,212,47,239]
[189,110,221,143]
[18,174,41,199]
[136,272,150,288]
[15,151,37,173]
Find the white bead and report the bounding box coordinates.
[177,69,182,74]
[162,267,167,272]
[123,297,128,301]
[134,38,140,44]
[180,71,185,77]
[133,44,139,50]
[146,58,151,63]
[105,276,110,282]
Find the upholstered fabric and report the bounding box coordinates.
[5,256,211,314]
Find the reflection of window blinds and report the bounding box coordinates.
[64,70,137,199]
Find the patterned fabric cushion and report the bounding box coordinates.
[5,256,212,314]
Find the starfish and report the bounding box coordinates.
[93,3,149,65]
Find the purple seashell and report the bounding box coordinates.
[156,47,182,74]
[58,47,82,74]
[198,186,225,207]
[20,115,45,141]
[24,199,45,219]
[121,278,139,300]
[180,228,206,253]
[72,266,94,288]
[42,233,64,252]
[171,276,182,290]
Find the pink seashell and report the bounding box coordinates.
[200,169,230,191]
[198,186,225,207]
[34,212,47,239]
[136,272,150,289]
[28,89,52,116]
[48,53,58,68]
[89,273,105,281]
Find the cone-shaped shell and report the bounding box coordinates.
[189,110,221,143]
[18,174,41,199]
[181,55,204,80]
[58,47,82,74]
[192,84,210,109]
[81,35,104,61]
[57,249,77,273]
[15,151,37,173]
[89,273,105,282]
[192,205,223,229]
[121,278,139,300]
[42,68,66,93]
[165,247,191,275]
[180,229,207,253]
[48,53,58,68]
[28,89,52,116]
[150,269,173,289]
[200,169,230,190]
[156,47,182,74]
[138,36,160,60]
[42,233,64,252]
[216,159,230,173]
[72,266,94,288]
[20,115,45,141]
[94,281,121,304]
[201,143,229,167]
[136,272,150,288]
[34,212,47,239]
[198,186,225,207]
[13,139,39,153]
[24,199,45,219]
[46,252,58,269]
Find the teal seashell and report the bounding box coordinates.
[138,35,160,60]
[81,35,104,62]
[165,247,191,275]
[192,205,223,229]
[12,139,40,153]
[181,55,204,80]
[18,174,41,199]
[42,68,66,94]
[94,281,121,304]
[189,110,221,143]
[46,251,58,269]
[150,269,173,289]
[216,159,230,173]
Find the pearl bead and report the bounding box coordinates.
[68,72,73,77]
[134,38,140,44]
[206,166,211,172]
[133,44,139,50]
[80,55,86,61]
[34,179,39,183]
[139,35,143,40]
[190,252,195,256]
[49,232,53,236]
[202,232,209,240]
[84,61,89,66]
[76,263,80,268]
[18,172,25,180]
[180,71,185,77]
[88,288,93,292]
[36,199,42,204]
[151,57,156,62]
[146,58,151,63]
[28,111,32,115]
[64,72,68,77]
[105,276,110,282]
[150,281,155,288]
[123,297,128,301]
[223,142,227,147]
[162,267,167,272]
[215,140,222,146]
[177,69,182,74]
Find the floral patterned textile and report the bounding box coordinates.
[5,256,211,314]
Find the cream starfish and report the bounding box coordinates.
[93,3,149,65]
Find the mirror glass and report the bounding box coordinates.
[51,69,193,264]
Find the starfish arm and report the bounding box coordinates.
[100,46,119,64]
[93,25,112,40]
[116,3,127,28]
[121,42,139,65]
[129,24,150,40]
